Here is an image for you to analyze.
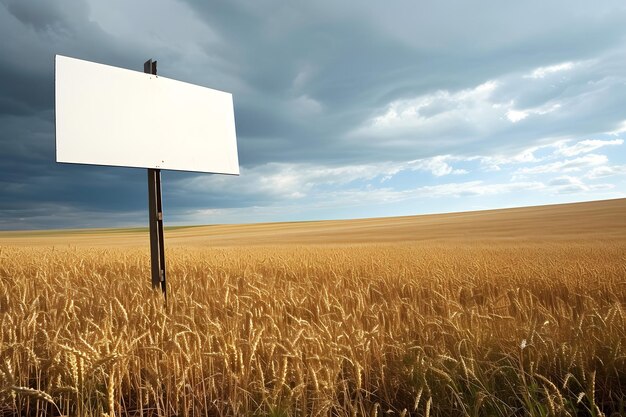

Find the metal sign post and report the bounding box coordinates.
[144,59,167,302]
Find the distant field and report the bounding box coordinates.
[0,199,625,416]
[1,198,625,246]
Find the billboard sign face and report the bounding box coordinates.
[55,55,239,175]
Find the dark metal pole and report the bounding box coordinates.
[145,59,167,302]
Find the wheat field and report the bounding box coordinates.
[0,199,625,416]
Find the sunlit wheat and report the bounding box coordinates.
[0,241,624,416]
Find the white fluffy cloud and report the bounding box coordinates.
[415,180,545,198]
[175,155,470,201]
[515,154,608,175]
[547,176,614,194]
[586,165,626,179]
[352,52,626,167]
[171,133,625,218]
[555,139,623,157]
[525,62,575,79]
[505,103,562,123]
[362,81,503,137]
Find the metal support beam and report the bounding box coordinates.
[145,59,166,302]
[148,168,166,298]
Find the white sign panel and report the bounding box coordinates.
[55,55,239,175]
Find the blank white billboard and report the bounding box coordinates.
[55,55,239,175]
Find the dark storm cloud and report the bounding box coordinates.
[181,0,626,166]
[0,0,173,229]
[0,202,145,230]
[1,0,626,229]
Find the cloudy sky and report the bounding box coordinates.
[1,0,626,230]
